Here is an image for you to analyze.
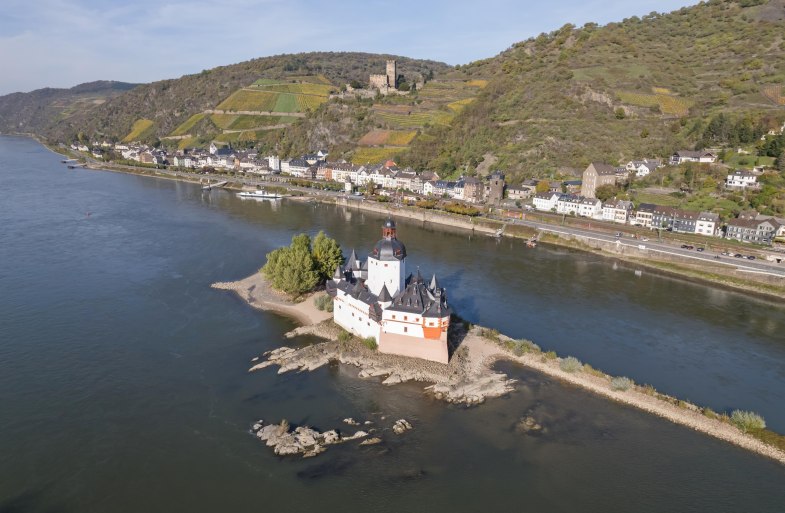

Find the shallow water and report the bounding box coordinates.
[0,136,783,512]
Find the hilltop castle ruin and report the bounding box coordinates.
[369,60,397,93]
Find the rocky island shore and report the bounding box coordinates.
[216,272,785,466]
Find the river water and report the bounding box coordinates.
[0,136,783,512]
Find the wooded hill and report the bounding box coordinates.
[0,81,137,136]
[3,0,785,182]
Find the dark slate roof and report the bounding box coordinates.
[378,283,392,302]
[387,275,451,318]
[371,238,406,261]
[589,162,617,175]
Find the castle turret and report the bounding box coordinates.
[366,218,406,297]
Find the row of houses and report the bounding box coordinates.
[532,191,785,244]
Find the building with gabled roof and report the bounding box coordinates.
[327,219,451,364]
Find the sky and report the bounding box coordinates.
[0,0,697,95]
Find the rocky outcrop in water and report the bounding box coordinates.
[252,420,369,458]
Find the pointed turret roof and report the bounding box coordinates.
[429,273,439,291]
[378,283,392,302]
[333,264,343,280]
[345,249,358,271]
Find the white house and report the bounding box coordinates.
[726,170,758,189]
[577,197,603,218]
[532,192,561,212]
[556,195,582,215]
[695,212,720,237]
[670,150,717,165]
[602,199,633,224]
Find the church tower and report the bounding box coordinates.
[386,60,397,89]
[366,218,406,297]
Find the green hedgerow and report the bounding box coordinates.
[730,410,766,432]
[610,376,634,391]
[362,337,378,350]
[559,356,583,373]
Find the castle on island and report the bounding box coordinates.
[326,219,451,364]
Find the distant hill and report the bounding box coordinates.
[5,0,785,181]
[397,0,785,178]
[40,52,450,146]
[0,81,137,136]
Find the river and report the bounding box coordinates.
[0,136,783,512]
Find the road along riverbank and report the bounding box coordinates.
[216,271,785,466]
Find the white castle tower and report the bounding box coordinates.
[365,218,406,297]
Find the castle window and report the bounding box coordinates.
[404,327,408,333]
[392,315,396,319]
[404,316,408,321]
[384,264,388,268]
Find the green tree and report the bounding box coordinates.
[614,107,626,119]
[261,234,319,296]
[312,231,344,282]
[778,151,785,173]
[535,180,550,193]
[595,184,619,202]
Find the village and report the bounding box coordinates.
[68,118,785,251]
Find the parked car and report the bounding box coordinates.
[696,247,704,252]
[681,244,689,249]
[747,255,756,260]
[734,253,743,258]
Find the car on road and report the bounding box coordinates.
[734,253,743,258]
[681,244,689,249]
[696,247,704,252]
[641,237,649,242]
[747,255,756,260]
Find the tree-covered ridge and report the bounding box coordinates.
[398,0,785,178]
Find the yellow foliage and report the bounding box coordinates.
[122,119,154,142]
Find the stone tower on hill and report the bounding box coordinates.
[386,59,397,89]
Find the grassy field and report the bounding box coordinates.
[273,93,297,113]
[170,113,205,136]
[209,114,238,129]
[631,191,683,207]
[226,114,294,130]
[724,152,777,168]
[358,130,417,146]
[351,146,406,164]
[177,136,199,150]
[376,111,439,128]
[256,83,334,96]
[122,119,155,142]
[216,90,278,111]
[617,89,693,116]
[761,84,785,105]
[447,98,475,113]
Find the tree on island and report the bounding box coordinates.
[312,231,344,281]
[261,232,344,296]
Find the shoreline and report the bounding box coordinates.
[21,133,782,300]
[216,271,785,466]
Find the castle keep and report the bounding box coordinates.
[369,59,398,92]
[326,218,451,364]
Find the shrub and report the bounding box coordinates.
[559,356,583,373]
[702,407,718,419]
[313,294,333,312]
[610,376,634,391]
[362,337,378,350]
[583,364,605,378]
[730,410,766,432]
[544,351,558,360]
[508,339,540,356]
[337,329,352,343]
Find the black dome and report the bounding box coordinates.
[371,238,407,261]
[383,218,396,229]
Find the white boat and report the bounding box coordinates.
[237,189,282,199]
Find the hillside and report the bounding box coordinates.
[396,0,785,178]
[42,52,449,145]
[0,81,138,136]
